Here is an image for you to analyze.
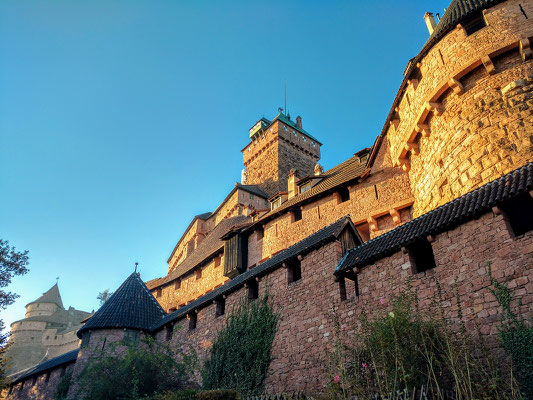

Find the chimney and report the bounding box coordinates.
[296,116,302,129]
[288,169,298,199]
[424,12,437,35]
[314,163,324,176]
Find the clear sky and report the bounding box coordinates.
[1,0,449,329]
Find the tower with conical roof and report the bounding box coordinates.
[5,283,90,375]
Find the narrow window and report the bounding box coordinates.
[20,381,24,391]
[354,273,360,297]
[337,187,350,203]
[292,208,302,222]
[215,297,225,317]
[501,193,533,237]
[214,256,221,268]
[247,280,258,300]
[188,312,197,330]
[156,288,162,298]
[338,278,347,301]
[287,259,302,284]
[174,280,181,289]
[45,372,50,383]
[80,332,91,349]
[196,268,202,280]
[463,13,487,35]
[60,367,66,378]
[31,376,37,387]
[257,228,264,240]
[408,239,437,274]
[165,325,173,341]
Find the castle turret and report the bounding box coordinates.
[242,113,321,196]
[25,283,64,318]
[384,0,533,216]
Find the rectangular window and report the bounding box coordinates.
[247,280,259,300]
[165,325,173,341]
[168,307,177,313]
[337,187,350,203]
[223,234,247,278]
[250,194,254,199]
[292,208,302,222]
[45,372,51,383]
[271,197,282,210]
[257,228,264,240]
[31,376,37,387]
[501,193,533,237]
[174,280,181,290]
[215,297,225,317]
[214,256,221,268]
[408,238,437,274]
[299,183,311,194]
[188,312,197,330]
[287,259,302,284]
[463,13,487,35]
[155,288,162,298]
[196,269,202,280]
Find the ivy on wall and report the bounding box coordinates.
[202,294,279,395]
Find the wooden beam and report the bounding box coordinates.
[481,55,496,75]
[405,142,419,156]
[390,209,401,225]
[427,101,444,116]
[520,38,532,61]
[367,216,378,232]
[448,77,464,95]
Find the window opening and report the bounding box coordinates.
[166,325,174,341]
[501,193,533,237]
[292,208,302,222]
[463,13,487,35]
[215,297,225,317]
[287,259,302,284]
[247,279,259,300]
[408,238,437,274]
[188,312,197,330]
[337,187,350,203]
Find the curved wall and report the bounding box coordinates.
[386,0,533,216]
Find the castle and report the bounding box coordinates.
[3,0,533,398]
[4,284,90,375]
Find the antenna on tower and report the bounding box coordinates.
[134,262,138,273]
[284,82,287,116]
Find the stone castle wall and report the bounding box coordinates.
[385,0,533,216]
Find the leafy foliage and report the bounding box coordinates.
[151,389,239,400]
[0,239,29,387]
[77,336,195,400]
[489,263,533,399]
[202,294,279,395]
[96,289,113,306]
[53,370,72,400]
[329,288,520,399]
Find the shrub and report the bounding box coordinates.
[489,263,533,399]
[53,370,72,400]
[77,336,195,400]
[328,287,520,399]
[196,389,241,400]
[202,294,279,395]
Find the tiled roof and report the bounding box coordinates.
[8,349,79,384]
[78,273,166,338]
[379,0,506,148]
[150,216,249,289]
[236,183,269,199]
[336,162,533,273]
[152,216,358,331]
[253,156,368,225]
[26,283,64,309]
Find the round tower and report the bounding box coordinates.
[24,283,64,318]
[384,0,533,216]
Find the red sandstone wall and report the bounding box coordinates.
[159,210,532,394]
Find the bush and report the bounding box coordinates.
[489,263,533,399]
[151,389,199,400]
[202,294,279,395]
[328,287,520,399]
[53,370,72,400]
[77,336,196,400]
[196,389,241,400]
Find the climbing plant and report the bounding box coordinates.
[202,294,279,395]
[489,263,533,399]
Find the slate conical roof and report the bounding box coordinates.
[429,0,506,42]
[77,273,165,338]
[26,283,64,309]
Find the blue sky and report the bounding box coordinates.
[1,0,449,329]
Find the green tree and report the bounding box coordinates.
[96,289,113,306]
[77,336,195,399]
[202,294,279,395]
[0,239,29,388]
